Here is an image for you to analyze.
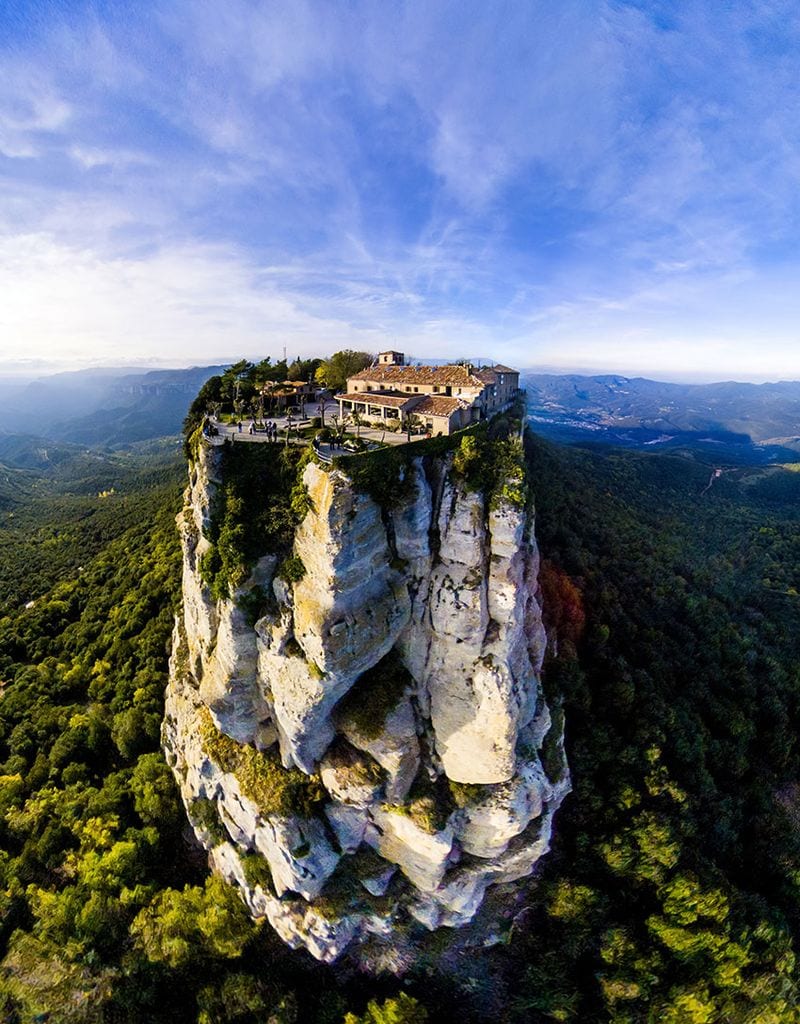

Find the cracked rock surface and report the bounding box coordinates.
[164,444,570,963]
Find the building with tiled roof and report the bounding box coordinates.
[336,391,413,409]
[411,394,469,418]
[348,363,485,389]
[336,353,519,435]
[260,378,315,410]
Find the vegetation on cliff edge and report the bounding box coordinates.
[198,707,324,819]
[199,444,314,600]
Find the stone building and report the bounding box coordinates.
[261,379,315,411]
[335,352,520,435]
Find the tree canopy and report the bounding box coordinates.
[314,350,373,393]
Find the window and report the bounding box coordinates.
[433,386,440,393]
[414,387,419,392]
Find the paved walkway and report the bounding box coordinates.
[204,403,430,456]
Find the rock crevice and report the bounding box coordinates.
[164,443,570,963]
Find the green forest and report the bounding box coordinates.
[0,438,185,610]
[0,429,799,1022]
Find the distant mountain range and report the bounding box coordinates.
[0,365,225,447]
[3,363,800,463]
[523,373,800,463]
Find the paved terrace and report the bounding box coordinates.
[202,403,432,462]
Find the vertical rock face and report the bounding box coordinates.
[164,441,570,964]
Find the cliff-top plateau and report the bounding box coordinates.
[163,414,570,964]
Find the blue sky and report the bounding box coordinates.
[2,0,800,381]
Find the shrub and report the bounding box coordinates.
[190,796,228,846]
[452,435,482,484]
[237,585,275,627]
[344,993,428,1024]
[198,708,324,818]
[335,651,410,740]
[384,767,455,835]
[199,547,222,595]
[131,876,252,968]
[290,482,312,521]
[340,759,382,788]
[325,743,383,789]
[196,442,317,598]
[277,555,306,584]
[539,705,566,785]
[383,794,449,836]
[240,851,275,892]
[448,780,487,809]
[490,437,527,510]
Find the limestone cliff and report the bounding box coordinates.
[163,436,570,963]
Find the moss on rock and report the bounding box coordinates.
[198,707,325,818]
[335,650,411,741]
[189,795,228,846]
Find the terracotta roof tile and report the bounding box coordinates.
[336,391,468,417]
[336,392,413,408]
[348,364,487,387]
[411,395,464,417]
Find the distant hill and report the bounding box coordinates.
[0,433,183,607]
[0,433,91,471]
[0,433,181,492]
[523,373,800,463]
[0,365,227,446]
[0,463,36,512]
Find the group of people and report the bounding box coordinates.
[238,419,282,440]
[312,433,347,451]
[204,413,287,443]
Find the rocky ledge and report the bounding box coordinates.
[163,437,569,963]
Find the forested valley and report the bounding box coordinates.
[0,431,799,1022]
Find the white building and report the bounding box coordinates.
[336,352,520,435]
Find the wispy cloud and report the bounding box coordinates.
[69,145,154,170]
[2,1,800,378]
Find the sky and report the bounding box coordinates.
[2,1,800,382]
